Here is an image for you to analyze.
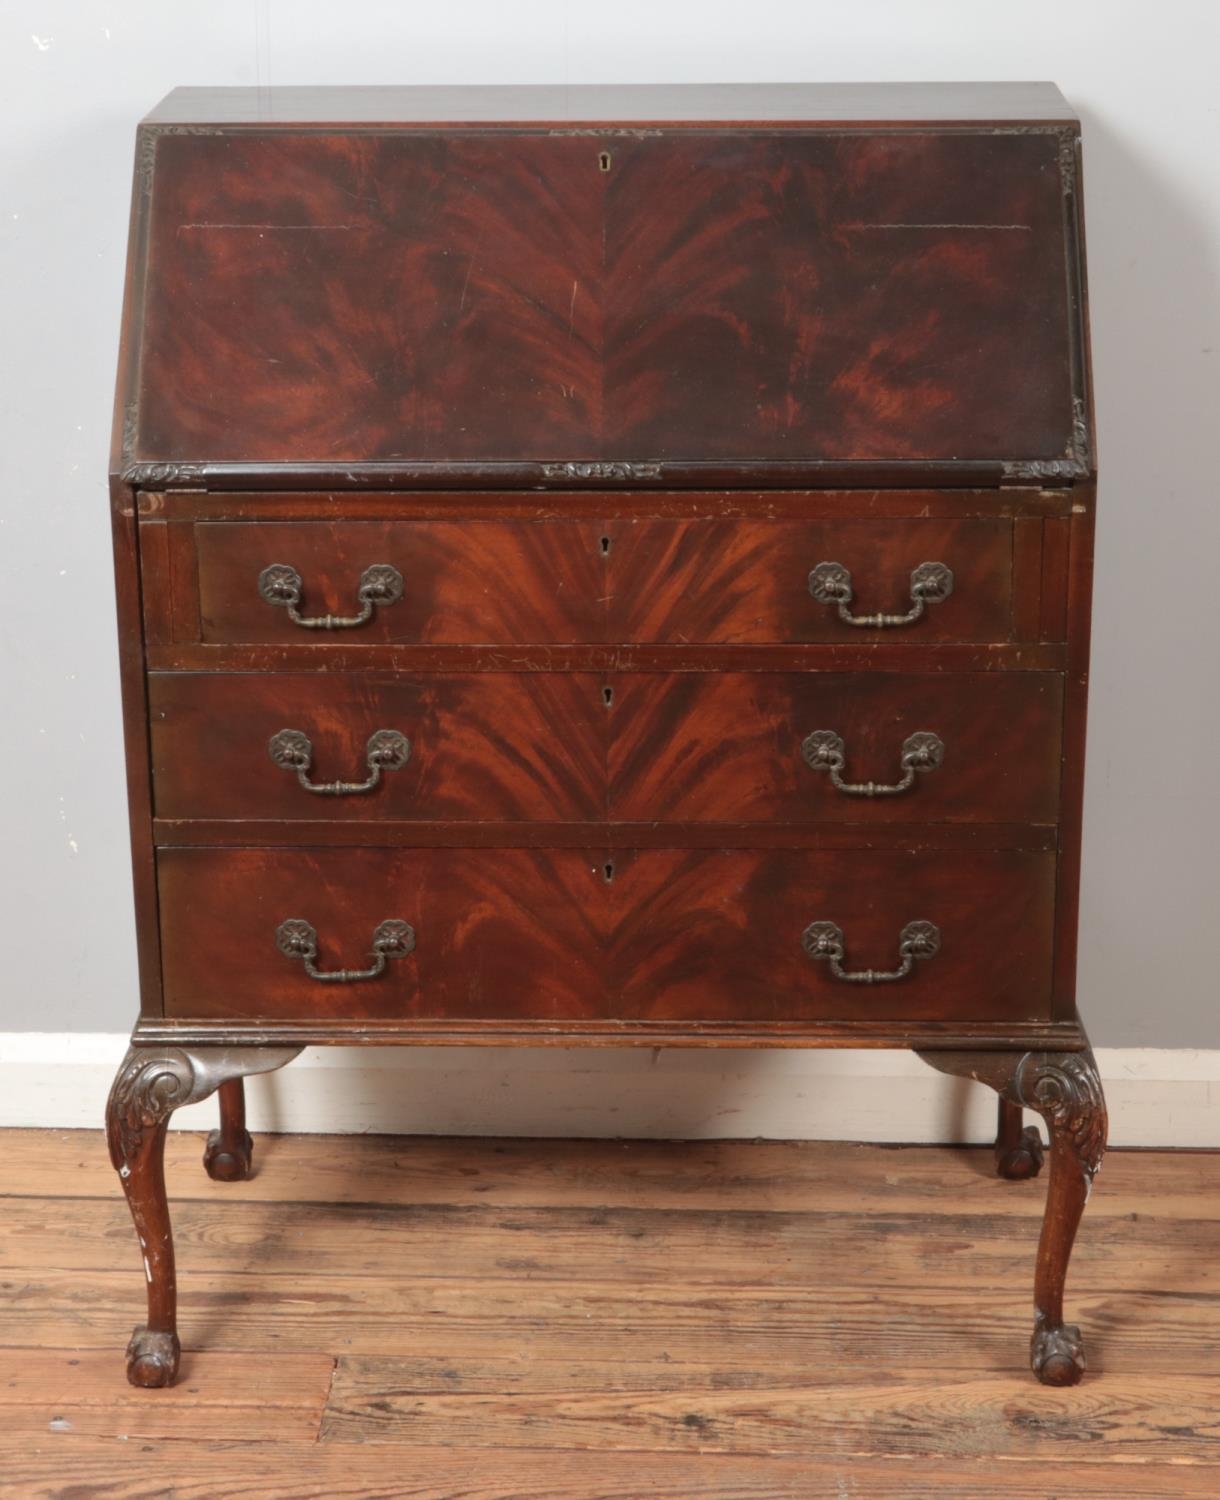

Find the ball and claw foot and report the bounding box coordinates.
[203,1127,254,1182]
[126,1327,180,1388]
[1031,1321,1086,1386]
[996,1125,1045,1181]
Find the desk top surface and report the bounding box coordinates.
[145,82,1078,128]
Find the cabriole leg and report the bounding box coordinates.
[105,1044,302,1387]
[917,1042,1107,1386]
[204,1079,254,1182]
[995,1096,1045,1181]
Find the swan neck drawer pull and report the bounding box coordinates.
[802,919,940,984]
[258,563,404,630]
[268,728,411,795]
[275,918,415,983]
[802,729,944,798]
[808,560,953,628]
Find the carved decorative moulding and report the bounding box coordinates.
[540,462,663,482]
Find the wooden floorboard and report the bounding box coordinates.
[1,1130,1219,1496]
[1,1444,1217,1500]
[10,1127,1220,1217]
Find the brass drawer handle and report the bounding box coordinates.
[268,728,411,796]
[275,918,415,983]
[802,729,944,798]
[809,560,953,628]
[802,919,940,984]
[258,563,404,630]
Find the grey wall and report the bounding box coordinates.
[2,2,1217,1043]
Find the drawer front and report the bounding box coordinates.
[149,673,605,822]
[150,669,1061,827]
[193,520,606,644]
[171,515,1018,647]
[158,847,1055,1024]
[609,672,1063,824]
[608,518,1015,643]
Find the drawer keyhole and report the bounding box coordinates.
[602,686,614,708]
[600,535,611,556]
[603,861,615,884]
[598,151,612,173]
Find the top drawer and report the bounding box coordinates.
[146,514,1024,647]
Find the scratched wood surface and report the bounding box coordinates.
[2,1130,1218,1496]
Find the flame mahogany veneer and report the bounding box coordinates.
[105,83,1104,1391]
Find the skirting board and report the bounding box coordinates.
[0,1036,1216,1146]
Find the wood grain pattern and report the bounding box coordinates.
[320,1370,1220,1458]
[146,641,1069,674]
[150,821,1059,853]
[609,671,1063,823]
[7,1130,1212,1219]
[13,1269,1220,1378]
[607,517,1016,643]
[152,486,1080,523]
[15,1189,1211,1290]
[3,1445,1211,1500]
[155,846,1055,1024]
[149,672,606,822]
[128,126,1081,481]
[193,519,606,645]
[0,1350,332,1443]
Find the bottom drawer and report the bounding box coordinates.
[157,847,1055,1026]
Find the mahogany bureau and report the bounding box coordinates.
[106,82,1105,1389]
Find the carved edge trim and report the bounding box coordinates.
[988,123,1078,192]
[137,125,226,195]
[540,462,663,482]
[1001,396,1090,482]
[119,461,207,488]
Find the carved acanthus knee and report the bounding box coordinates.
[106,1048,203,1171]
[1014,1050,1107,1185]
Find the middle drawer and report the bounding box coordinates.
[149,671,1062,825]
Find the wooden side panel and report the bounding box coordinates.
[608,518,1015,643]
[1051,495,1096,1017]
[110,486,163,1017]
[136,520,173,646]
[149,673,606,821]
[157,847,1056,1025]
[609,673,1063,824]
[1040,516,1071,641]
[1011,516,1042,641]
[167,520,202,642]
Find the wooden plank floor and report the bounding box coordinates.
[2,1131,1219,1497]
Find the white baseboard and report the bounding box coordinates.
[0,1035,1216,1147]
